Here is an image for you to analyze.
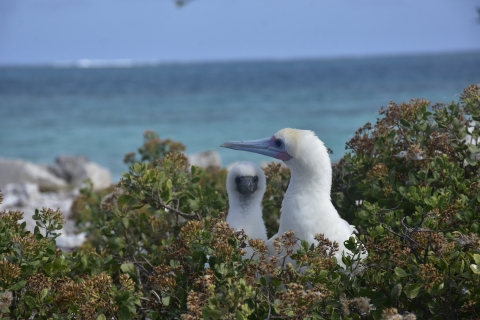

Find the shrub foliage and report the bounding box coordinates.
[0,85,479,319]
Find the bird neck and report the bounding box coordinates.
[228,195,262,214]
[286,155,333,198]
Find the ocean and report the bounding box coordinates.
[1,52,479,181]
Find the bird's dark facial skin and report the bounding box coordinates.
[235,175,258,195]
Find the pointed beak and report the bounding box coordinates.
[235,176,258,195]
[221,136,292,161]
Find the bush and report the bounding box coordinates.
[0,85,479,319]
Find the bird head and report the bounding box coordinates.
[226,161,266,200]
[222,128,332,196]
[221,128,329,170]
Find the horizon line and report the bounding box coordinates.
[1,49,479,68]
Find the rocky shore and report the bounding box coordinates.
[0,151,222,249]
[0,155,112,250]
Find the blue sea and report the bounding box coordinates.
[1,52,479,181]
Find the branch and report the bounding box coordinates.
[152,186,200,220]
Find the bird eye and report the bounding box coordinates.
[253,176,259,183]
[274,139,284,148]
[235,177,241,184]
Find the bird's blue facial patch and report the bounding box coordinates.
[268,136,292,161]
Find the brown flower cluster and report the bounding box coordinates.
[276,282,330,316]
[180,269,217,320]
[366,235,411,268]
[345,122,375,154]
[366,163,389,181]
[39,207,66,225]
[460,84,480,105]
[100,191,119,213]
[438,205,458,227]
[209,220,239,259]
[119,273,135,291]
[26,272,52,293]
[181,290,206,320]
[79,273,116,318]
[149,265,177,291]
[248,238,267,255]
[160,151,189,169]
[12,233,50,259]
[461,299,478,314]
[316,233,339,252]
[417,263,442,290]
[0,261,21,287]
[468,181,479,196]
[382,307,417,320]
[379,99,428,128]
[179,220,204,243]
[344,98,461,167]
[340,295,372,318]
[427,131,455,159]
[53,273,118,319]
[273,230,298,256]
[405,144,426,163]
[241,253,279,286]
[0,291,12,310]
[0,210,24,227]
[411,229,452,256]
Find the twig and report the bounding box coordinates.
[152,185,200,220]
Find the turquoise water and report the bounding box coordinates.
[1,52,479,180]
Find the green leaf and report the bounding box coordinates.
[191,177,201,184]
[133,163,142,173]
[394,267,409,278]
[357,210,370,220]
[468,144,479,154]
[96,315,107,320]
[404,283,422,299]
[108,237,126,250]
[40,288,49,300]
[121,263,136,277]
[317,269,329,279]
[331,310,341,320]
[9,280,26,291]
[117,306,131,320]
[235,313,246,320]
[465,156,478,166]
[202,307,224,319]
[374,139,383,150]
[117,195,137,208]
[473,254,480,265]
[391,283,402,299]
[400,119,411,127]
[259,277,267,286]
[122,217,130,229]
[375,225,385,235]
[470,264,480,274]
[428,282,444,296]
[162,295,171,306]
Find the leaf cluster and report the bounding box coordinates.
[332,84,480,319]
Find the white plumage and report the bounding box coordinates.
[226,161,268,259]
[222,128,360,267]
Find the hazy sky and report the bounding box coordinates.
[0,0,479,65]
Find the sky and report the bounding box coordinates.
[0,0,479,65]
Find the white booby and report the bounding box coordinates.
[226,161,268,259]
[221,128,360,268]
